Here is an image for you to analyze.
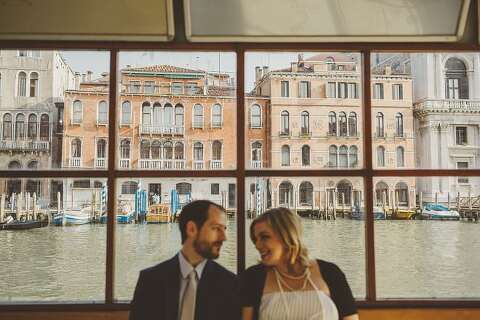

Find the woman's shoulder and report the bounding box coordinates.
[241,263,266,277]
[314,259,346,279]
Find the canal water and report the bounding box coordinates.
[1,218,479,302]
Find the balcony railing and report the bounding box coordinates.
[95,158,106,168]
[140,125,184,135]
[123,83,207,95]
[70,157,81,168]
[414,99,480,113]
[119,159,130,169]
[0,140,50,152]
[251,160,262,168]
[194,161,204,170]
[175,160,186,169]
[138,159,186,169]
[210,160,222,169]
[163,160,173,169]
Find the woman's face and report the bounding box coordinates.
[253,221,286,266]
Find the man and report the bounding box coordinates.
[129,200,239,320]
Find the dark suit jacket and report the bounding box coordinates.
[129,255,240,320]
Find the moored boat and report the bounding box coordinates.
[146,204,172,223]
[99,202,135,224]
[350,206,386,220]
[421,204,460,220]
[0,216,49,230]
[53,207,93,226]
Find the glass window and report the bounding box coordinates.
[98,101,108,124]
[29,72,39,97]
[212,140,222,160]
[163,142,173,160]
[121,101,132,125]
[250,104,261,128]
[445,58,468,99]
[15,113,25,140]
[281,81,289,97]
[3,113,12,139]
[301,145,310,166]
[144,81,155,94]
[211,183,220,195]
[301,111,309,135]
[339,112,348,136]
[376,112,384,137]
[329,145,337,168]
[328,112,337,136]
[377,146,385,167]
[280,111,289,135]
[347,83,358,98]
[140,140,150,159]
[392,84,403,100]
[121,181,138,194]
[27,114,38,139]
[163,104,173,128]
[39,114,49,141]
[17,71,27,96]
[457,162,469,183]
[142,102,152,126]
[327,82,336,98]
[71,138,82,158]
[349,146,358,168]
[174,142,184,160]
[339,145,348,168]
[212,104,222,127]
[396,146,405,167]
[129,81,141,93]
[193,142,203,161]
[338,82,347,98]
[395,113,404,137]
[298,81,310,98]
[175,104,184,128]
[97,139,106,159]
[120,139,130,159]
[456,126,467,145]
[299,181,313,205]
[373,83,384,99]
[193,104,203,128]
[348,112,357,136]
[281,145,290,166]
[72,100,82,124]
[151,141,161,159]
[171,82,183,94]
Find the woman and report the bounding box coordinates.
[240,208,358,320]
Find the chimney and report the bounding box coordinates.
[255,66,263,83]
[385,66,392,75]
[81,73,86,83]
[298,53,304,63]
[74,72,81,90]
[291,62,298,72]
[87,70,93,82]
[263,66,269,76]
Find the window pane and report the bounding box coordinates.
[115,178,237,301]
[0,178,107,302]
[374,176,480,298]
[246,176,365,298]
[372,52,480,170]
[246,52,363,169]
[0,50,109,170]
[118,51,236,170]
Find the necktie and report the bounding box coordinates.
[180,270,197,320]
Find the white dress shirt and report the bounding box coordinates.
[177,251,207,320]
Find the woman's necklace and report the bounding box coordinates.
[273,267,311,291]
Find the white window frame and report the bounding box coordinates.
[250,104,262,128]
[211,103,223,128]
[72,100,83,125]
[121,101,132,126]
[97,100,108,125]
[392,83,403,100]
[29,71,40,98]
[192,104,204,128]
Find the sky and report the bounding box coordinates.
[60,51,315,92]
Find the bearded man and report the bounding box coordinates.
[129,200,240,320]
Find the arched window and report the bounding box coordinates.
[3,113,12,139]
[329,145,337,168]
[299,181,313,206]
[18,72,27,96]
[328,112,337,136]
[140,140,150,159]
[176,182,192,195]
[153,103,162,126]
[97,139,106,159]
[121,181,138,195]
[280,111,289,135]
[301,111,309,135]
[27,114,37,139]
[98,101,108,124]
[8,160,21,169]
[376,112,384,137]
[151,141,161,159]
[212,140,222,160]
[395,182,409,207]
[142,102,152,126]
[396,146,405,167]
[72,100,82,124]
[174,142,184,159]
[337,180,353,205]
[375,181,389,206]
[339,112,347,136]
[29,72,39,97]
[27,161,38,169]
[39,114,49,140]
[163,141,173,159]
[121,101,132,125]
[193,104,204,128]
[339,145,348,168]
[445,57,468,99]
[175,104,184,128]
[251,141,262,168]
[281,145,290,166]
[302,145,310,166]
[212,104,222,127]
[71,138,82,157]
[120,139,130,159]
[377,146,385,167]
[279,181,293,206]
[349,146,358,168]
[194,142,203,161]
[348,112,357,136]
[15,113,25,140]
[395,113,404,137]
[164,103,173,128]
[250,104,262,128]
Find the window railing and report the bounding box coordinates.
[139,125,184,135]
[251,160,262,168]
[0,140,49,151]
[95,158,106,168]
[119,159,130,169]
[210,160,222,169]
[193,160,204,169]
[70,157,81,168]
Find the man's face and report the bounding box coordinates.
[193,206,227,259]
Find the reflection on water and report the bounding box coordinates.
[0,218,479,302]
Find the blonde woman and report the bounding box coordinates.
[240,208,358,320]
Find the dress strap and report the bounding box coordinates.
[273,268,291,318]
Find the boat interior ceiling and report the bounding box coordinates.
[1,0,480,319]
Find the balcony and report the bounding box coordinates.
[194,161,204,170]
[138,159,162,169]
[119,159,130,169]
[175,160,186,169]
[70,157,81,168]
[210,160,222,169]
[251,160,262,168]
[123,83,206,96]
[0,140,50,152]
[163,160,173,169]
[279,130,290,137]
[95,158,106,168]
[414,99,480,115]
[140,125,184,135]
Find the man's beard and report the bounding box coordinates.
[193,237,222,259]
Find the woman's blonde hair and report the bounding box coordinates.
[250,207,310,268]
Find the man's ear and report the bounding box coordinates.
[186,220,198,239]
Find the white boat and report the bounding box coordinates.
[421,204,460,221]
[53,206,93,226]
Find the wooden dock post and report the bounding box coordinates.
[468,191,472,219]
[32,193,37,221]
[382,191,387,219]
[447,193,451,210]
[0,193,5,223]
[456,192,461,218]
[435,192,438,205]
[341,193,345,218]
[324,190,329,220]
[332,191,337,220]
[15,193,20,220]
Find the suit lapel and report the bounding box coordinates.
[164,255,181,320]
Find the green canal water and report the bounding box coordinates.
[0,218,479,302]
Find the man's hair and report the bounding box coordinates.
[178,200,225,243]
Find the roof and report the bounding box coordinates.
[122,64,230,77]
[371,53,411,75]
[207,85,235,96]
